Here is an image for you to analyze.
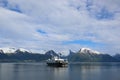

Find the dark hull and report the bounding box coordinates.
[47,62,67,67]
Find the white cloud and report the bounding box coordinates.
[0,0,120,55]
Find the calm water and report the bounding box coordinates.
[0,62,120,80]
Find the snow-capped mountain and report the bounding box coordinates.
[0,48,31,54]
[78,48,100,54]
[0,48,16,53]
[68,48,118,62]
[15,48,32,53]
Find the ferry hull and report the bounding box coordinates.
[47,62,67,67]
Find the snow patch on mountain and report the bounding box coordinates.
[16,48,31,53]
[0,48,31,54]
[79,48,100,54]
[0,48,16,53]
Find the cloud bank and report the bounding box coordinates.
[0,0,120,54]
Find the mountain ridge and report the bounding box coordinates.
[78,48,100,54]
[68,48,118,62]
[0,47,120,62]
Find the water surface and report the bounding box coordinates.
[0,62,120,80]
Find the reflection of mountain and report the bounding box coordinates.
[68,63,101,80]
[68,62,120,80]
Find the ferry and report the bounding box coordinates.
[46,57,68,67]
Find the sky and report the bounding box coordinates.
[0,0,120,55]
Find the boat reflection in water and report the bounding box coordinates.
[46,57,68,67]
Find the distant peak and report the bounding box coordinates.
[0,47,31,54]
[69,50,75,55]
[0,47,16,53]
[79,48,100,54]
[16,48,31,53]
[45,50,59,57]
[45,50,56,54]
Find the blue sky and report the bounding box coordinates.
[0,0,120,55]
[63,40,104,47]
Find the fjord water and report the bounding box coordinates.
[0,63,120,80]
